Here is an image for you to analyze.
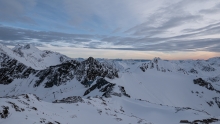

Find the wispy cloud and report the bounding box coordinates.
[0,0,220,58]
[0,25,220,53]
[199,3,220,14]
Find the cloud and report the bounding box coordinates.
[182,22,220,33]
[123,0,220,40]
[199,3,220,14]
[125,14,202,36]
[0,26,99,46]
[100,37,220,52]
[0,25,220,53]
[61,0,166,31]
[0,0,220,56]
[0,0,36,23]
[1,0,220,35]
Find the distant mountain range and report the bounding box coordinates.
[0,44,220,124]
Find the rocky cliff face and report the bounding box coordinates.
[1,44,220,124]
[0,52,36,85]
[35,57,118,88]
[0,43,71,69]
[0,54,119,88]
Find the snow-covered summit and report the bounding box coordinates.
[0,43,220,124]
[0,43,71,69]
[13,44,38,51]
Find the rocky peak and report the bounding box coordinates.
[12,45,24,57]
[84,57,97,64]
[81,57,101,70]
[12,44,22,50]
[23,44,31,49]
[153,57,161,64]
[13,44,39,51]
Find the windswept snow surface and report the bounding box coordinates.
[0,94,218,124]
[0,44,220,124]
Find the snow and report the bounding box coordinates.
[0,44,71,70]
[0,44,220,124]
[0,94,218,124]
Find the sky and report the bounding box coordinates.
[0,0,220,60]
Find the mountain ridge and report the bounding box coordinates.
[0,43,220,124]
[0,43,71,69]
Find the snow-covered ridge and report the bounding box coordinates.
[0,43,71,69]
[1,43,220,124]
[139,57,220,78]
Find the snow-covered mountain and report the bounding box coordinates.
[0,44,71,69]
[0,44,220,124]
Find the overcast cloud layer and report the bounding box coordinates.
[0,0,220,59]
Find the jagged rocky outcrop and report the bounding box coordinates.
[0,55,119,88]
[201,65,215,72]
[0,53,36,84]
[83,78,131,98]
[7,101,25,112]
[139,57,218,76]
[76,57,117,85]
[213,97,220,108]
[34,60,80,87]
[101,83,116,98]
[208,75,220,82]
[140,63,148,72]
[118,86,130,98]
[53,96,84,103]
[78,57,118,85]
[180,118,219,124]
[193,78,220,93]
[188,68,198,74]
[0,106,9,119]
[83,78,115,96]
[36,57,118,88]
[139,57,167,72]
[0,43,73,70]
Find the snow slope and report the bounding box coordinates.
[0,43,71,69]
[0,44,220,124]
[0,94,218,124]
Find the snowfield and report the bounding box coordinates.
[0,44,220,124]
[0,94,218,124]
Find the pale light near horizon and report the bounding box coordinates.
[36,45,220,60]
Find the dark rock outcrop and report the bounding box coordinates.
[7,101,24,112]
[0,106,9,119]
[213,97,220,108]
[53,96,84,103]
[0,53,36,84]
[78,57,118,86]
[118,86,130,98]
[0,55,119,89]
[193,78,220,93]
[189,68,198,74]
[180,118,219,124]
[83,78,114,96]
[101,83,116,98]
[34,60,80,87]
